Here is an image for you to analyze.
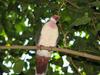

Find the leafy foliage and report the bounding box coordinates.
[0,0,100,75]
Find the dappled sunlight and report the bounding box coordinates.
[28,5,34,12]
[97,40,100,45]
[4,35,8,41]
[80,31,86,38]
[50,63,56,72]
[20,53,32,61]
[62,55,69,67]
[74,31,80,37]
[23,39,29,45]
[50,54,74,74]
[68,39,75,47]
[2,52,34,75]
[24,18,31,27]
[0,30,8,41]
[41,18,49,23]
[29,37,33,40]
[98,73,100,75]
[74,31,90,39]
[24,18,29,27]
[19,31,23,35]
[29,50,35,54]
[2,55,14,75]
[78,67,83,72]
[50,63,64,74]
[18,4,22,12]
[67,66,73,73]
[3,60,12,68]
[12,38,16,41]
[0,0,100,74]
[8,15,12,18]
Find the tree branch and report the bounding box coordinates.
[0,45,100,61]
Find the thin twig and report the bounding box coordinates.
[0,45,100,61]
[57,0,65,15]
[66,0,80,9]
[91,17,96,31]
[69,57,82,75]
[94,12,100,15]
[59,24,68,48]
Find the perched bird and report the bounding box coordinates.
[35,15,60,75]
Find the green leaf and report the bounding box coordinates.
[96,23,100,31]
[15,20,25,33]
[0,29,6,36]
[13,59,24,73]
[72,15,91,26]
[0,25,3,33]
[1,65,10,73]
[53,52,61,60]
[91,1,100,7]
[81,72,86,75]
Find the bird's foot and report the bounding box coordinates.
[36,45,44,50]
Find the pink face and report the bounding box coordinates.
[52,15,60,22]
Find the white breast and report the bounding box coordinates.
[38,23,58,47]
[37,22,58,57]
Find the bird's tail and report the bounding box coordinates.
[35,55,50,75]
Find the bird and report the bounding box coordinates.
[35,15,60,75]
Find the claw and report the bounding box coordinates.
[36,45,44,50]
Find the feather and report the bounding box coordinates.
[35,15,60,75]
